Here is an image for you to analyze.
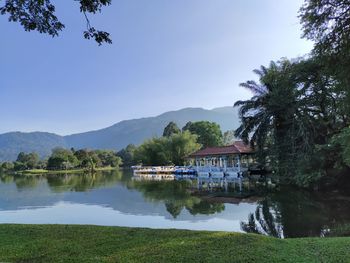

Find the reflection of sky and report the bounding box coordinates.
[0,176,257,230]
[0,202,256,232]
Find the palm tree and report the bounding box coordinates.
[234,59,299,172]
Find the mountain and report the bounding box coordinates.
[0,132,67,161]
[0,107,239,161]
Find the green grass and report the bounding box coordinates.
[17,166,117,175]
[0,225,349,263]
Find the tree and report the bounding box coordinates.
[163,122,181,137]
[16,152,40,170]
[234,59,305,176]
[134,137,172,166]
[95,150,122,167]
[133,131,200,166]
[182,121,223,148]
[117,144,136,167]
[182,121,193,132]
[1,162,14,171]
[330,126,350,168]
[299,0,350,122]
[0,0,112,45]
[168,131,200,166]
[222,130,235,145]
[299,0,350,55]
[234,56,349,185]
[47,147,79,170]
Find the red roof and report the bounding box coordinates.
[189,141,253,157]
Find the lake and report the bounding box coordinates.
[0,169,349,238]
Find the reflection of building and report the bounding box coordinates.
[188,141,254,169]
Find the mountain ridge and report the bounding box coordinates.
[0,106,239,161]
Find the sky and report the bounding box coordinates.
[0,0,313,135]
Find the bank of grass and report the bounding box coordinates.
[0,225,349,263]
[17,166,117,175]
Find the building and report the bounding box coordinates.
[188,141,254,169]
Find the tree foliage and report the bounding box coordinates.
[47,148,79,170]
[134,131,200,166]
[222,130,235,146]
[16,152,40,169]
[0,0,112,45]
[183,121,223,148]
[299,0,350,55]
[233,0,350,187]
[234,56,350,185]
[117,144,136,167]
[299,0,350,122]
[163,122,181,137]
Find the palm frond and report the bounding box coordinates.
[239,81,267,95]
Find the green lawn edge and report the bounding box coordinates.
[0,224,349,263]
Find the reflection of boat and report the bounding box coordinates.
[132,166,175,175]
[132,173,175,181]
[174,166,197,175]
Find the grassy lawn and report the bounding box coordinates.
[0,225,349,263]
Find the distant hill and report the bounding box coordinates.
[0,132,67,161]
[0,107,239,161]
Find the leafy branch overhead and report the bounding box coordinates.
[0,0,112,45]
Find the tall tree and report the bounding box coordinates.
[168,131,200,166]
[163,122,181,137]
[299,0,350,55]
[234,60,298,163]
[233,59,325,177]
[299,0,350,122]
[117,144,136,167]
[235,56,348,184]
[183,121,223,148]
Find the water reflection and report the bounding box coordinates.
[46,172,123,192]
[0,171,350,237]
[240,188,350,238]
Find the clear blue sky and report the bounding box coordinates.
[0,0,313,135]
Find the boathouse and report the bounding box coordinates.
[188,141,254,169]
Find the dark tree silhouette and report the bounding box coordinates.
[163,122,181,137]
[0,0,112,45]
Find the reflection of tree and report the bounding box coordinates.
[240,199,282,238]
[14,176,40,190]
[46,170,123,192]
[2,170,226,218]
[165,202,183,218]
[240,189,340,238]
[187,200,225,216]
[0,173,14,184]
[127,179,226,218]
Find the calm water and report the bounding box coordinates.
[0,170,349,238]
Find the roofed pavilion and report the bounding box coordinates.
[188,141,254,169]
